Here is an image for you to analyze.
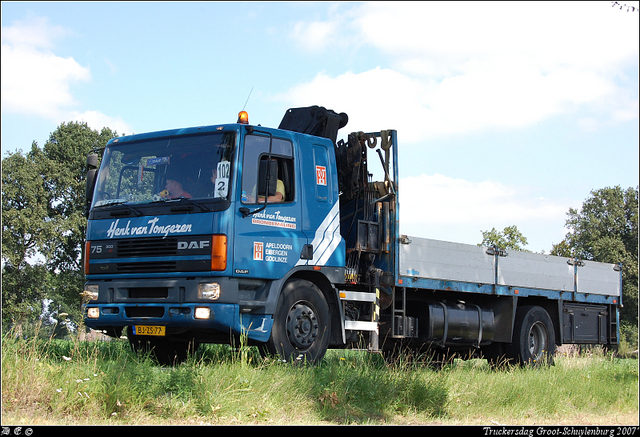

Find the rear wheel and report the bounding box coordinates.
[505,306,555,366]
[261,279,331,364]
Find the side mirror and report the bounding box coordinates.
[85,153,99,217]
[87,153,99,169]
[85,169,97,217]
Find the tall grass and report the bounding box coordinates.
[440,353,638,424]
[1,331,637,425]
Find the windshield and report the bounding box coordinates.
[92,132,235,208]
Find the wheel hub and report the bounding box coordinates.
[528,321,548,362]
[285,301,319,350]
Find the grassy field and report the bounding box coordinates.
[1,333,638,426]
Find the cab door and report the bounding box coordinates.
[295,138,344,269]
[233,132,305,279]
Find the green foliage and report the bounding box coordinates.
[1,145,56,266]
[1,122,117,334]
[310,351,448,422]
[442,351,638,422]
[479,225,529,251]
[2,145,56,333]
[1,336,637,425]
[550,239,572,257]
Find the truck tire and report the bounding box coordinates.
[505,306,555,366]
[261,279,331,364]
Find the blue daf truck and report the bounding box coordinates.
[83,106,622,365]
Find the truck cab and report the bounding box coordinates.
[83,110,348,364]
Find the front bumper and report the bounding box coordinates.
[83,302,273,342]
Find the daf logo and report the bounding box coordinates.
[178,240,210,250]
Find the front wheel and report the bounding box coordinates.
[505,306,556,366]
[261,279,331,364]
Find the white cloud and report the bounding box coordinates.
[291,20,339,53]
[276,68,431,142]
[281,2,638,142]
[1,17,90,119]
[69,110,134,136]
[1,16,133,136]
[354,2,639,75]
[289,3,359,53]
[275,62,615,143]
[400,174,569,224]
[398,173,577,251]
[1,16,70,50]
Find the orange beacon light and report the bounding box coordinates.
[237,111,249,124]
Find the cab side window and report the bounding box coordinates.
[242,135,294,204]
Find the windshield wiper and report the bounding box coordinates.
[167,197,211,213]
[106,201,143,217]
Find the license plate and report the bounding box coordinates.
[133,325,165,336]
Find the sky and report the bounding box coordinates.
[2,1,638,253]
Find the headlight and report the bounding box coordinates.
[194,307,211,319]
[87,307,100,319]
[82,285,99,301]
[198,283,221,300]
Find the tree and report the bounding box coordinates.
[39,122,116,329]
[551,186,638,339]
[1,144,56,334]
[2,122,117,335]
[478,225,529,252]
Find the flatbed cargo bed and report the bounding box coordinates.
[397,236,621,305]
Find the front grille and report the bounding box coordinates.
[88,236,212,275]
[117,261,177,273]
[118,237,177,257]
